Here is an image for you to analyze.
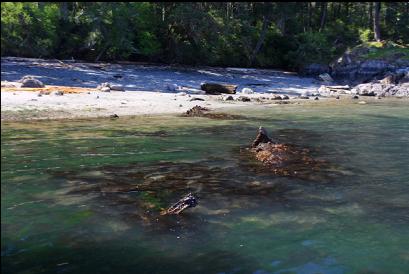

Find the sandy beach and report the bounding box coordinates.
[0,57,328,121]
[4,57,404,121]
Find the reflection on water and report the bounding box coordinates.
[2,101,409,273]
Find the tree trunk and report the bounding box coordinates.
[319,2,327,32]
[373,2,381,42]
[369,2,373,29]
[95,43,109,62]
[249,16,269,66]
[307,2,312,31]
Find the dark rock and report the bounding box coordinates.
[314,97,319,100]
[110,114,119,119]
[299,96,310,99]
[224,95,234,101]
[352,95,359,99]
[54,91,64,96]
[336,96,340,99]
[281,95,290,100]
[237,96,251,102]
[270,95,282,100]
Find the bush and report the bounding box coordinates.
[285,32,335,70]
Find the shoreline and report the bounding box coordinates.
[2,89,407,122]
[2,57,408,122]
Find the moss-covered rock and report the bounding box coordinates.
[330,41,409,82]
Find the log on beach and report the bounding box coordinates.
[200,83,237,95]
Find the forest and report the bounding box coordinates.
[1,2,409,70]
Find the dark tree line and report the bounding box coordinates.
[1,2,408,69]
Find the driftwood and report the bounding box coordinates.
[160,193,198,215]
[326,85,350,90]
[182,105,244,120]
[252,126,272,148]
[201,83,237,95]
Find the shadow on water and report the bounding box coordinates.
[2,238,261,274]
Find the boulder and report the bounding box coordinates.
[270,95,282,100]
[53,91,64,96]
[19,76,45,88]
[237,96,251,102]
[224,95,234,101]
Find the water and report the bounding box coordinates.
[2,100,409,274]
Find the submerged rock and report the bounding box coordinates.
[247,127,327,177]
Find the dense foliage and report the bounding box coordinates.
[1,2,408,70]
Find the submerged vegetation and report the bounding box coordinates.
[1,2,409,69]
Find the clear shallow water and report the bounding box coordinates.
[2,101,409,274]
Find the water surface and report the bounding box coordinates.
[2,101,409,273]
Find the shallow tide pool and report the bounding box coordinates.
[2,101,409,274]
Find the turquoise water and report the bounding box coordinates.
[2,100,409,274]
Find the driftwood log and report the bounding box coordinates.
[161,193,198,215]
[201,83,237,95]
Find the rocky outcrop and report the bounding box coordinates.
[330,42,409,83]
[353,82,409,97]
[351,68,409,97]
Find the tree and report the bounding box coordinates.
[373,2,381,42]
